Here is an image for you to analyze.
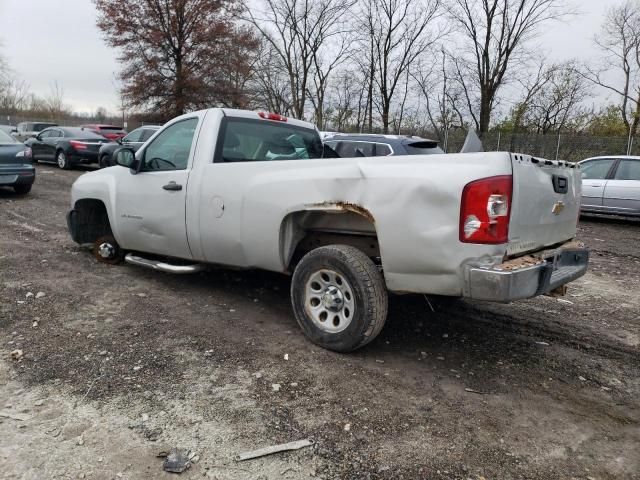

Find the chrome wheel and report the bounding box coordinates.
[97,242,116,260]
[57,152,67,169]
[305,269,355,333]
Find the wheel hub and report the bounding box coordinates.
[321,286,344,312]
[98,242,116,259]
[305,269,355,333]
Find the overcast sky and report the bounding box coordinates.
[0,0,615,115]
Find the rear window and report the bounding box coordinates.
[98,126,124,131]
[62,128,108,139]
[614,160,640,181]
[215,117,323,163]
[404,141,443,155]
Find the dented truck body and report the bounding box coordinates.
[67,108,588,351]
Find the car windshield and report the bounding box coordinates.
[216,117,323,162]
[0,130,18,144]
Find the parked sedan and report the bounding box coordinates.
[80,124,127,141]
[323,133,443,157]
[0,129,35,194]
[97,125,161,167]
[25,127,113,170]
[579,155,640,217]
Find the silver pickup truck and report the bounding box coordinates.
[67,109,589,352]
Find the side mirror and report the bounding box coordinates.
[114,147,139,173]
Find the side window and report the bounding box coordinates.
[581,159,615,180]
[374,143,392,156]
[614,160,640,181]
[336,141,375,157]
[142,118,198,171]
[216,118,323,163]
[38,130,52,139]
[123,129,143,143]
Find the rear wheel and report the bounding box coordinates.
[93,235,124,264]
[291,245,388,352]
[13,184,32,195]
[98,155,109,168]
[56,150,71,170]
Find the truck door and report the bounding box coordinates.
[113,117,200,259]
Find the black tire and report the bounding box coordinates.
[99,155,109,169]
[93,235,124,265]
[291,244,388,352]
[56,150,71,170]
[13,184,32,195]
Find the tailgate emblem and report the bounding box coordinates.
[552,201,565,215]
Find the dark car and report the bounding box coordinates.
[0,129,35,194]
[97,125,161,168]
[25,127,113,170]
[323,133,443,157]
[14,121,58,143]
[81,124,127,141]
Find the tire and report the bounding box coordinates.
[93,235,124,265]
[13,184,32,195]
[99,155,108,169]
[291,244,388,352]
[56,150,71,170]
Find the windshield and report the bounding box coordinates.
[0,130,18,144]
[215,117,323,163]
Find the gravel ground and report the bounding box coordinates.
[0,164,639,480]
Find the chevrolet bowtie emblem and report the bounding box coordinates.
[552,201,565,215]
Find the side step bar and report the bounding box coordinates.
[124,253,206,274]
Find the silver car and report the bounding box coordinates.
[579,155,640,216]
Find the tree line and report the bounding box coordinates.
[0,0,637,142]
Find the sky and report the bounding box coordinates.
[0,0,616,115]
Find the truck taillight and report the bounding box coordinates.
[459,175,512,244]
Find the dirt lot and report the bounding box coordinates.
[1,164,639,480]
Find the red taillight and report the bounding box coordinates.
[24,147,32,158]
[459,175,512,244]
[69,140,88,150]
[258,111,287,122]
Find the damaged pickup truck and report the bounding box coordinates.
[67,109,589,352]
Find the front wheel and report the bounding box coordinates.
[291,245,388,352]
[93,235,124,264]
[56,150,71,170]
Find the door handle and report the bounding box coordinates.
[162,182,182,191]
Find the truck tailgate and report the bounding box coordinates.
[508,154,581,256]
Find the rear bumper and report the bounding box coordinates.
[463,243,589,302]
[0,165,36,186]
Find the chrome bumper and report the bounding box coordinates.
[463,246,589,302]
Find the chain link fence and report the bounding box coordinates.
[441,131,637,162]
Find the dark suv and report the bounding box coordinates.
[323,134,443,157]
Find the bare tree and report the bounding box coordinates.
[414,50,467,146]
[246,0,355,122]
[43,81,68,119]
[447,0,572,136]
[585,1,640,137]
[362,0,442,133]
[251,42,294,115]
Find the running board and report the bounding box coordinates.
[124,253,206,274]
